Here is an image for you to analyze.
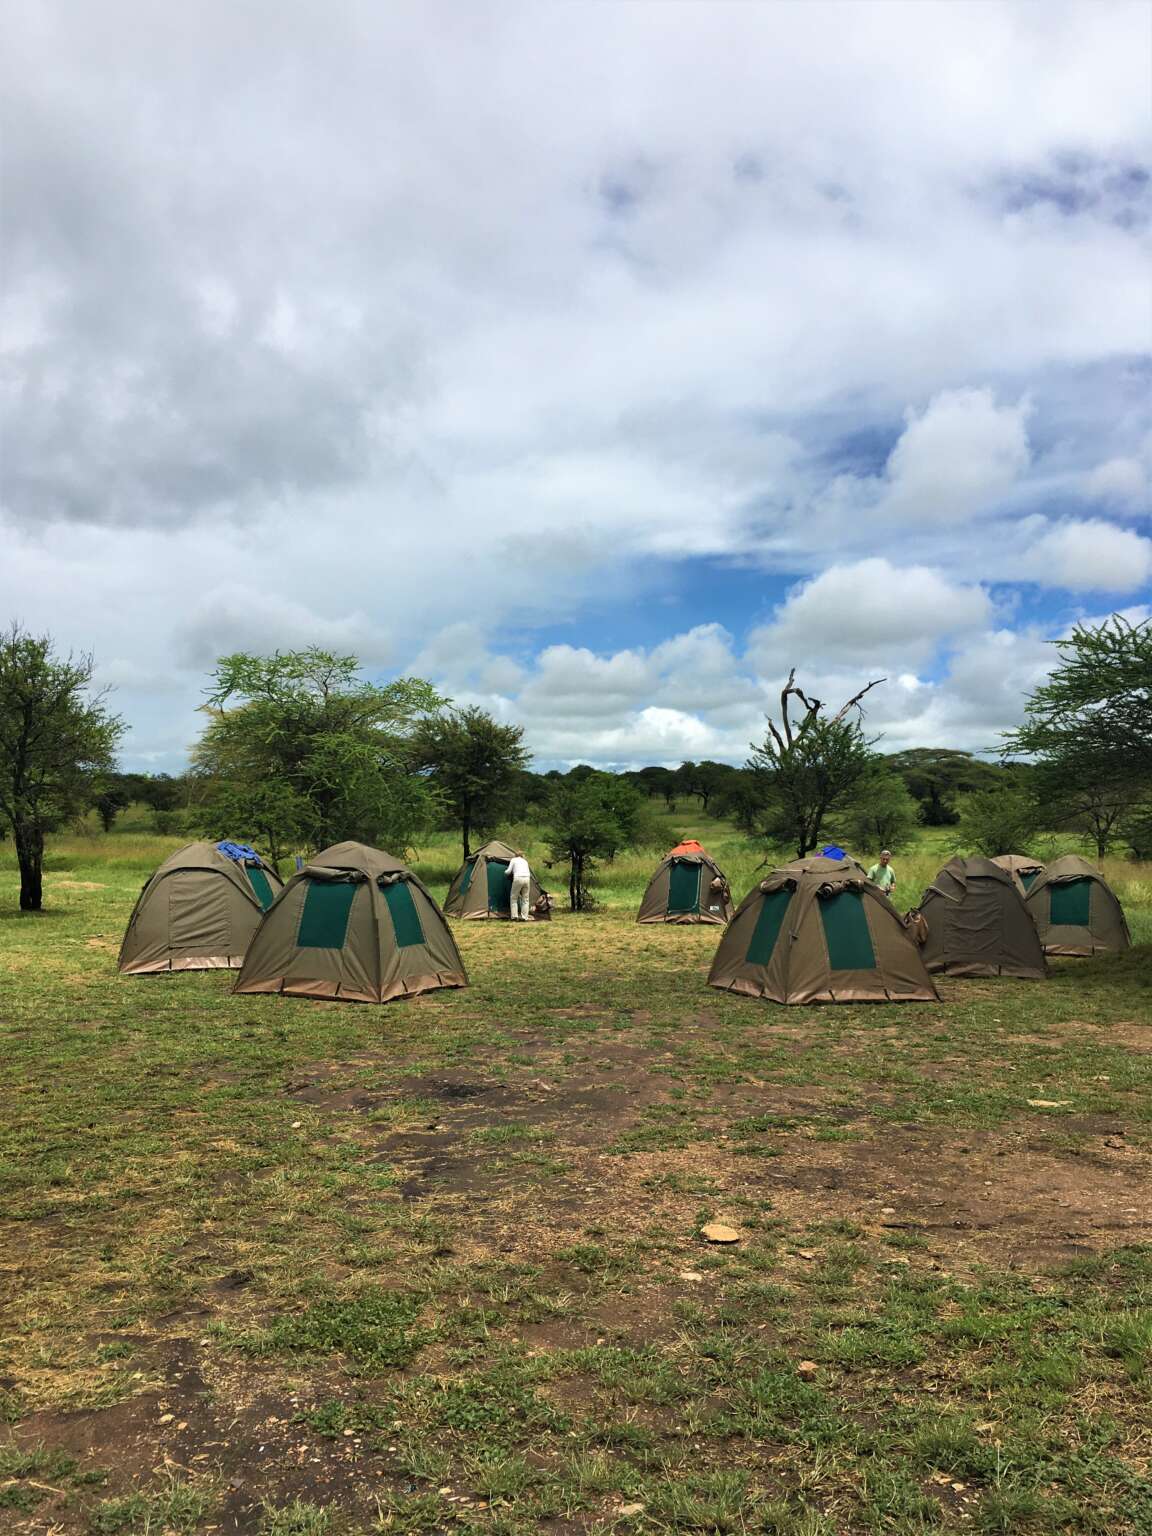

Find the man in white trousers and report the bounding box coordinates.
[506,850,533,921]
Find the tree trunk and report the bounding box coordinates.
[15,819,44,911]
[462,819,471,860]
[570,853,582,912]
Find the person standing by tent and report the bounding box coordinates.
[506,849,533,921]
[867,849,897,895]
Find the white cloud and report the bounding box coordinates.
[1084,456,1149,512]
[749,559,993,669]
[1025,519,1152,592]
[880,388,1032,524]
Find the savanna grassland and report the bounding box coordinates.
[1,811,1151,1536]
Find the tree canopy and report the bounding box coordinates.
[544,771,650,911]
[410,706,530,857]
[191,648,445,861]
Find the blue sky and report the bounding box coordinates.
[1,0,1149,771]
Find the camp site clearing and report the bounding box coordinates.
[1,819,1151,1536]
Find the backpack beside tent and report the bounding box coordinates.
[990,853,1046,896]
[119,841,283,975]
[637,840,734,925]
[444,840,551,921]
[1024,855,1131,956]
[232,841,467,1003]
[919,857,1047,978]
[707,857,938,1004]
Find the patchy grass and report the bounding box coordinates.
[1,820,1150,1532]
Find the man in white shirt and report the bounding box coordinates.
[506,851,533,921]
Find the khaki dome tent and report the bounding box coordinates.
[782,853,869,876]
[444,840,551,921]
[233,841,467,1004]
[119,841,283,975]
[991,853,1046,896]
[919,857,1047,978]
[1024,854,1131,956]
[637,840,734,925]
[707,858,939,1004]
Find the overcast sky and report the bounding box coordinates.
[2,0,1150,772]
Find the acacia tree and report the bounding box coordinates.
[842,764,920,853]
[747,670,883,857]
[1006,615,1152,779]
[409,706,529,858]
[544,771,648,911]
[191,649,445,861]
[0,623,124,910]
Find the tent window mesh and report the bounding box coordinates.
[1019,870,1040,892]
[246,867,275,910]
[383,879,425,948]
[1050,878,1092,926]
[297,880,357,949]
[459,859,476,896]
[668,860,701,915]
[820,889,876,970]
[486,859,511,914]
[745,888,791,966]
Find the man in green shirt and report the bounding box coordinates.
[867,850,897,893]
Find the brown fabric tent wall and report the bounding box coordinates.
[1024,854,1131,956]
[119,842,283,974]
[990,853,1046,897]
[443,840,551,921]
[233,841,467,1003]
[637,842,734,925]
[708,859,939,1004]
[919,857,1047,978]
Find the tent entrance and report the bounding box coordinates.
[820,889,876,970]
[487,858,511,914]
[1050,878,1091,926]
[667,859,701,915]
[383,880,425,947]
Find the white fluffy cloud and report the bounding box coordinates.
[882,389,1032,525]
[1025,519,1152,592]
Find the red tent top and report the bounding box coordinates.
[669,839,707,857]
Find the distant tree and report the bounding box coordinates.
[544,771,649,911]
[841,765,920,854]
[1120,800,1152,861]
[1034,748,1138,858]
[630,765,678,809]
[676,760,739,814]
[955,784,1041,858]
[191,649,444,862]
[885,748,1007,826]
[0,623,124,910]
[410,706,530,858]
[91,781,131,832]
[747,670,882,857]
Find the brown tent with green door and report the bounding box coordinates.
[443,840,551,921]
[707,857,938,1003]
[919,857,1047,978]
[1024,854,1131,956]
[233,841,467,1003]
[637,840,734,925]
[991,853,1046,896]
[119,841,283,974]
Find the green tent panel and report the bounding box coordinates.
[486,857,511,914]
[246,866,276,910]
[458,858,476,896]
[383,879,425,948]
[1049,877,1091,927]
[1019,870,1041,892]
[297,880,357,949]
[667,859,702,915]
[745,886,791,966]
[820,889,876,970]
